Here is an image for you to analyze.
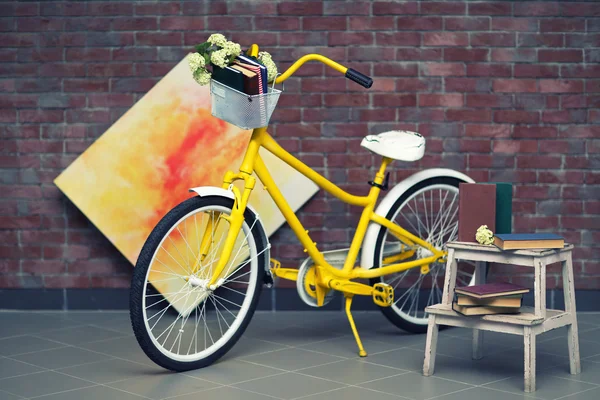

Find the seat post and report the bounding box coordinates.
[371,157,394,189]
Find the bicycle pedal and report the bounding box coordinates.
[372,283,393,307]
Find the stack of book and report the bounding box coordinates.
[452,282,529,316]
[494,233,564,250]
[211,54,268,96]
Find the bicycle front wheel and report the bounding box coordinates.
[130,196,267,371]
[369,176,475,333]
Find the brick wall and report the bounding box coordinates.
[1,1,599,294]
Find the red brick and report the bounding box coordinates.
[540,80,584,93]
[88,2,132,15]
[423,32,468,46]
[541,18,586,32]
[277,1,323,15]
[372,94,417,107]
[396,17,442,30]
[373,63,418,77]
[324,2,370,15]
[493,79,537,93]
[350,17,394,30]
[446,109,491,122]
[22,260,66,274]
[469,2,512,15]
[373,1,418,15]
[419,94,463,107]
[374,31,420,46]
[560,3,600,16]
[423,63,465,77]
[17,17,64,32]
[563,217,600,230]
[542,110,586,124]
[352,108,396,122]
[65,48,111,62]
[493,140,538,154]
[539,50,583,63]
[421,2,466,14]
[466,94,512,108]
[467,64,511,77]
[226,1,276,14]
[90,276,130,288]
[515,2,561,16]
[561,95,587,109]
[135,1,180,15]
[517,33,564,47]
[492,18,538,32]
[562,65,600,78]
[328,32,373,46]
[560,126,600,138]
[446,17,490,30]
[494,111,539,124]
[303,17,346,31]
[135,32,182,46]
[515,186,550,199]
[514,65,559,78]
[371,78,396,92]
[39,63,85,77]
[160,16,204,30]
[348,47,398,62]
[302,139,347,153]
[471,32,516,47]
[397,48,442,61]
[64,79,109,93]
[444,48,488,62]
[465,124,511,138]
[44,275,90,288]
[492,49,536,62]
[0,215,41,228]
[255,16,300,31]
[517,155,561,169]
[19,110,64,123]
[112,17,158,31]
[513,126,558,138]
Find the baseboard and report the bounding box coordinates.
[1,288,600,311]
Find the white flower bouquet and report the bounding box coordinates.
[188,33,278,86]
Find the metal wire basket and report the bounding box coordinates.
[210,79,282,130]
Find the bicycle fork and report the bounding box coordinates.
[191,171,256,288]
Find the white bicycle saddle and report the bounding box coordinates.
[360,130,426,162]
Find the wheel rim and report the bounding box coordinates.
[141,205,259,363]
[378,183,476,325]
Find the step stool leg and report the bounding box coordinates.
[472,261,486,360]
[563,255,581,374]
[524,327,536,392]
[423,315,439,376]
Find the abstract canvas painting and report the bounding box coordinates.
[55,57,318,312]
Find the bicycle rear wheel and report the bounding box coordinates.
[369,176,476,333]
[130,196,267,371]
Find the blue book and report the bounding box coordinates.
[494,233,564,250]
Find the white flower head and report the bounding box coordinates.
[258,51,277,83]
[222,41,241,57]
[207,33,227,47]
[187,52,205,73]
[193,67,211,86]
[210,49,229,68]
[475,225,494,245]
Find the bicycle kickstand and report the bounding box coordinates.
[344,295,367,357]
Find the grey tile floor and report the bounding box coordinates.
[1,311,600,400]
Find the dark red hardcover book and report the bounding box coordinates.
[455,282,529,299]
[458,183,496,242]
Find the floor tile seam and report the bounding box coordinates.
[24,382,99,399]
[358,359,416,372]
[27,323,90,335]
[540,371,600,386]
[159,384,226,400]
[231,359,292,374]
[422,386,477,400]
[58,343,158,369]
[291,358,361,373]
[289,367,404,386]
[224,383,286,400]
[0,342,70,358]
[554,386,600,400]
[0,368,53,382]
[287,386,360,400]
[346,381,416,400]
[480,385,544,399]
[285,346,349,360]
[232,344,297,361]
[189,370,289,386]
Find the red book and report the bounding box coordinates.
[458,183,496,242]
[455,282,529,299]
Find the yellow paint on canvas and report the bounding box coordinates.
[55,58,318,312]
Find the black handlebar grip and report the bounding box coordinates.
[345,68,373,88]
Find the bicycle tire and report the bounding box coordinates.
[130,196,266,371]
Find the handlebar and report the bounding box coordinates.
[247,44,373,89]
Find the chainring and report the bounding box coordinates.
[296,258,336,307]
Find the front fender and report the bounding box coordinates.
[188,186,270,272]
[360,169,474,270]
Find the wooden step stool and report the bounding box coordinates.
[423,242,581,392]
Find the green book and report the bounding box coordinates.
[491,182,512,234]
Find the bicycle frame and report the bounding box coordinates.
[205,126,446,286]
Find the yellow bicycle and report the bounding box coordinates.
[130,45,475,371]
